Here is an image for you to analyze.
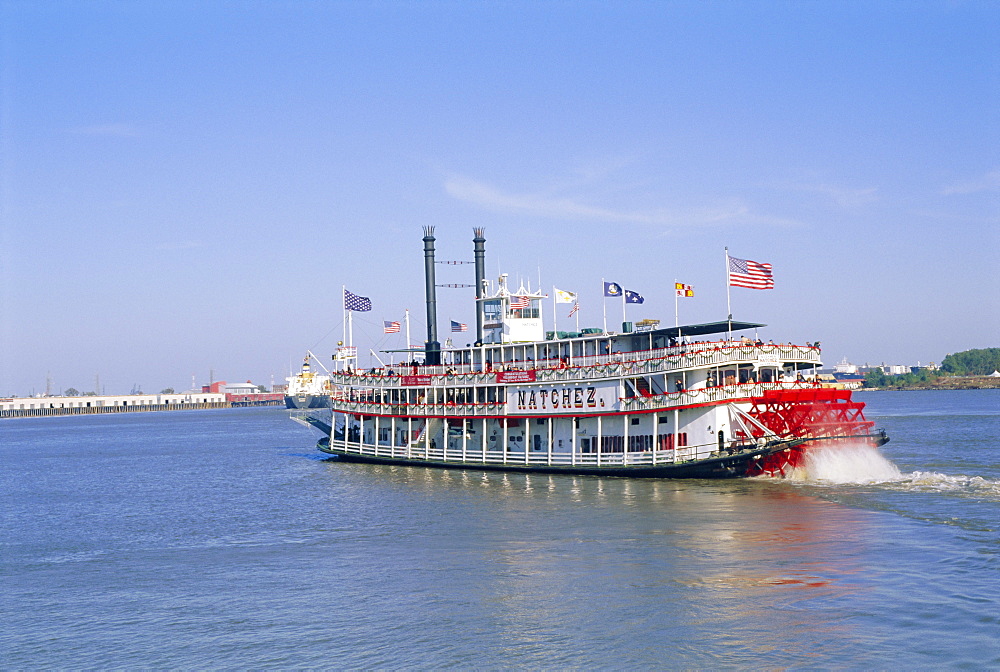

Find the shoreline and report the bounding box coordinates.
[860,377,1000,392]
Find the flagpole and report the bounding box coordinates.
[575,303,580,332]
[602,278,607,334]
[552,285,557,335]
[405,308,411,353]
[725,248,732,341]
[675,278,679,328]
[342,285,347,372]
[621,291,627,331]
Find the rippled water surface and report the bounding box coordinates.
[3,390,998,668]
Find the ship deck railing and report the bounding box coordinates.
[334,342,820,388]
[328,439,721,467]
[330,380,824,417]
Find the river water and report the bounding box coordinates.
[2,390,998,668]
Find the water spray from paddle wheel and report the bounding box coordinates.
[743,389,885,477]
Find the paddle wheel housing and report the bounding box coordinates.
[740,388,879,477]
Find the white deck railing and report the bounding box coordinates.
[333,343,820,390]
[327,439,722,467]
[330,380,822,417]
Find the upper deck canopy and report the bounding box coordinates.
[643,320,765,340]
[379,319,766,354]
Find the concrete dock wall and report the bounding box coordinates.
[0,391,284,418]
[0,401,232,419]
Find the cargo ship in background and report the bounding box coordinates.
[292,229,887,478]
[831,357,867,389]
[284,353,333,409]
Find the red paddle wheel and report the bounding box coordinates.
[741,388,881,477]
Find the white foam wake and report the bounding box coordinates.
[781,444,1000,501]
[787,443,902,484]
[900,471,1000,498]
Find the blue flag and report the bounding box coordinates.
[344,289,372,312]
[604,281,622,297]
[625,290,644,304]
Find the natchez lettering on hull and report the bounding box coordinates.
[508,383,616,414]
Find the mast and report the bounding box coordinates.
[423,226,441,366]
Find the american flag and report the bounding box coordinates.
[568,302,579,317]
[510,295,529,309]
[451,320,468,332]
[383,321,400,333]
[344,289,372,311]
[729,256,774,290]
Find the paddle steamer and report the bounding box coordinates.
[293,228,886,478]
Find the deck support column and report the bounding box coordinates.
[623,413,629,465]
[547,416,553,466]
[673,408,679,462]
[503,417,508,465]
[652,412,658,465]
[358,414,364,454]
[571,417,577,466]
[597,415,602,467]
[525,417,530,465]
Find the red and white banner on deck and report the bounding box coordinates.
[496,370,536,384]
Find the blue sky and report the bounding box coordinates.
[2,0,997,395]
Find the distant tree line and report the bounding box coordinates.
[864,347,999,388]
[864,368,939,388]
[939,348,1000,376]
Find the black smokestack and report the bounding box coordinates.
[473,227,486,345]
[423,226,441,366]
